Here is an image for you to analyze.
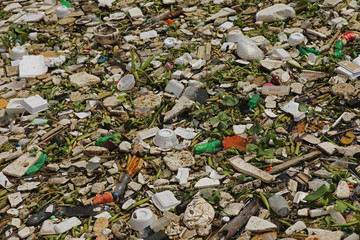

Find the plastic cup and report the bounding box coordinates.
[10,47,26,60]
[153,129,179,149]
[288,32,306,46]
[117,74,135,91]
[56,6,70,18]
[129,208,157,231]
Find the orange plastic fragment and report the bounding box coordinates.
[223,136,249,151]
[166,18,174,25]
[93,192,114,204]
[341,132,355,145]
[126,156,144,177]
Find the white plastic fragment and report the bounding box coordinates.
[255,4,295,23]
[273,48,292,61]
[285,221,306,235]
[140,30,157,40]
[174,127,197,139]
[3,152,41,177]
[54,217,82,234]
[19,55,48,78]
[195,177,220,188]
[165,80,184,98]
[245,216,277,232]
[176,168,189,186]
[0,172,13,188]
[236,37,264,61]
[7,192,23,207]
[136,127,160,140]
[281,102,306,122]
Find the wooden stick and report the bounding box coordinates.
[269,151,321,174]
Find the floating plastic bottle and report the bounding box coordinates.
[248,94,260,109]
[268,195,290,217]
[113,173,131,200]
[194,140,223,154]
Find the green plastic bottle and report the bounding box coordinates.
[305,48,319,55]
[194,140,223,154]
[296,45,308,56]
[335,40,344,50]
[248,94,260,109]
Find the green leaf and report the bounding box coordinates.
[258,148,276,156]
[222,95,239,106]
[209,117,219,124]
[246,144,258,153]
[298,102,308,112]
[334,200,348,213]
[303,184,328,201]
[207,190,222,204]
[217,121,228,130]
[217,111,231,122]
[248,123,262,135]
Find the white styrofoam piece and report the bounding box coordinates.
[152,190,180,211]
[19,55,48,78]
[6,98,26,115]
[21,95,48,114]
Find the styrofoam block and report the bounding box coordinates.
[22,95,48,114]
[19,55,48,78]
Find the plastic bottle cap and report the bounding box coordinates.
[288,32,306,46]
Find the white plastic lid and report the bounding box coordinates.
[10,47,26,60]
[129,208,156,231]
[164,37,177,48]
[152,190,180,211]
[288,32,306,46]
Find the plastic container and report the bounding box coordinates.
[261,86,290,95]
[6,98,26,115]
[288,32,306,46]
[152,190,180,211]
[10,47,26,60]
[164,37,177,48]
[268,195,290,217]
[94,24,120,45]
[194,140,222,154]
[21,95,48,114]
[117,74,135,91]
[113,172,131,199]
[55,5,70,18]
[129,208,157,231]
[153,129,179,149]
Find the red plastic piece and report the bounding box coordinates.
[93,192,114,204]
[341,31,355,42]
[222,136,249,151]
[266,167,272,171]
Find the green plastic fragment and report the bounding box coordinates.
[26,153,47,175]
[194,140,223,154]
[95,133,123,146]
[335,40,344,50]
[61,0,72,7]
[334,49,343,58]
[303,184,328,201]
[248,94,260,109]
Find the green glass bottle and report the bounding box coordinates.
[194,140,223,154]
[248,94,260,109]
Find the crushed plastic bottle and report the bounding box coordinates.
[194,140,223,154]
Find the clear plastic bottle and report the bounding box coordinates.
[113,173,131,200]
[268,195,290,217]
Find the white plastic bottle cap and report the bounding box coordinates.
[129,208,157,231]
[10,46,26,60]
[288,32,306,46]
[28,32,38,40]
[56,6,70,18]
[117,74,135,91]
[164,37,177,48]
[227,30,244,43]
[153,129,179,149]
